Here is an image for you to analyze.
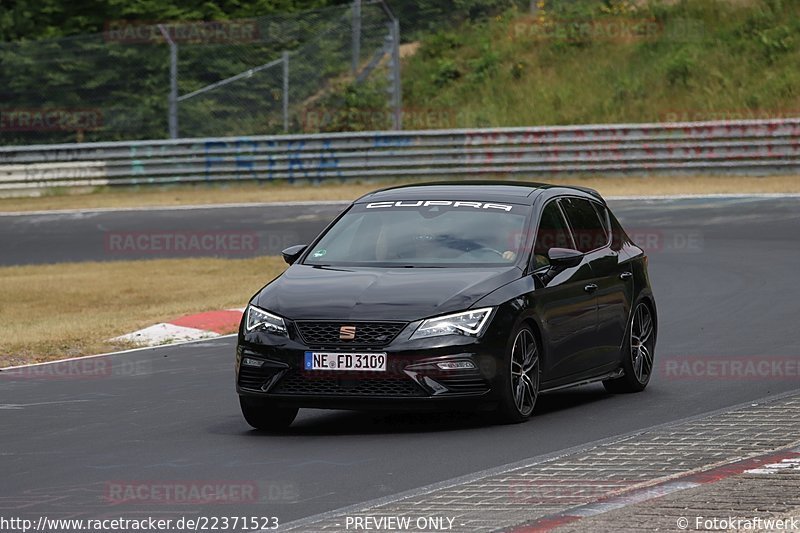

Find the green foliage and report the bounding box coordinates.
[664,48,695,86]
[0,3,376,143]
[419,32,464,60]
[402,0,800,128]
[466,45,499,82]
[389,0,523,37]
[0,0,524,144]
[6,0,800,142]
[452,0,514,20]
[306,80,390,133]
[510,61,525,80]
[0,0,346,41]
[0,0,528,42]
[755,25,793,63]
[432,58,462,87]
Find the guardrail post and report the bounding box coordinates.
[158,25,179,139]
[352,0,362,75]
[388,18,402,130]
[283,51,290,133]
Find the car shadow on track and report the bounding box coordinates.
[224,386,613,436]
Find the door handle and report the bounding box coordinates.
[584,283,598,293]
[619,271,633,280]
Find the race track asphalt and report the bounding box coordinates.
[0,202,348,266]
[1,197,798,527]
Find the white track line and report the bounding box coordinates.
[745,457,800,474]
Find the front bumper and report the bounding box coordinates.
[235,325,506,411]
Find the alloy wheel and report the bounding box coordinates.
[510,328,539,417]
[630,303,654,384]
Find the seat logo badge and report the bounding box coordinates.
[339,326,356,340]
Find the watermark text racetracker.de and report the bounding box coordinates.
[658,356,800,381]
[0,108,103,131]
[2,358,150,381]
[509,228,703,255]
[508,16,705,43]
[103,19,259,44]
[105,231,258,256]
[0,515,279,532]
[104,480,298,505]
[300,107,457,132]
[104,230,299,257]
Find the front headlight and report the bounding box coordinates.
[245,305,288,335]
[410,307,494,340]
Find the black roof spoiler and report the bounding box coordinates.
[570,185,604,202]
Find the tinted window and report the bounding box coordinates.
[607,208,629,250]
[303,201,531,267]
[532,201,573,269]
[560,197,608,253]
[593,203,611,236]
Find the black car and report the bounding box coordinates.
[236,182,656,429]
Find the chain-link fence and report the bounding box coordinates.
[0,1,399,145]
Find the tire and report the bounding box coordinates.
[603,301,655,394]
[239,397,298,431]
[494,324,541,424]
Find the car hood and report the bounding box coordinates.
[255,264,522,321]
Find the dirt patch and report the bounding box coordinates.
[399,41,420,59]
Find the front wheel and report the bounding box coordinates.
[603,301,655,394]
[239,397,298,431]
[494,324,541,424]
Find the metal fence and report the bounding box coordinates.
[2,118,799,195]
[0,2,399,145]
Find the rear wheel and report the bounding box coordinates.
[239,397,298,431]
[603,301,655,394]
[495,325,541,424]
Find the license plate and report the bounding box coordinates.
[304,351,387,372]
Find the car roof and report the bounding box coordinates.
[354,180,603,205]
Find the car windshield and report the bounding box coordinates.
[303,200,531,267]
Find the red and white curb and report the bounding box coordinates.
[111,309,244,346]
[512,446,800,532]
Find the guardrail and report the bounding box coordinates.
[2,119,800,193]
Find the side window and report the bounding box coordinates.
[560,197,608,253]
[533,201,574,269]
[593,203,611,237]
[607,208,629,250]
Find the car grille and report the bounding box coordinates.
[271,371,426,397]
[294,321,407,347]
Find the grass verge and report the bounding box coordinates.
[0,257,287,367]
[2,175,800,213]
[402,0,800,128]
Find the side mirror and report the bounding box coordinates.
[281,244,307,265]
[547,247,583,268]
